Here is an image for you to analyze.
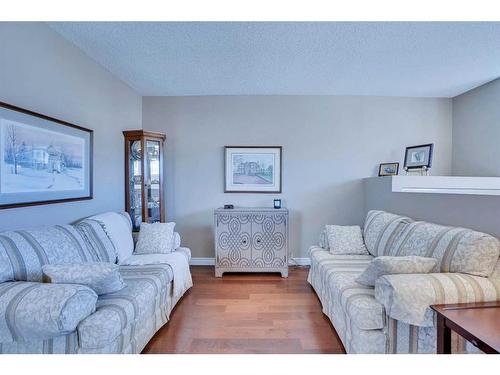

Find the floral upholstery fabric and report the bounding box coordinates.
[385,318,482,354]
[73,219,118,263]
[0,282,97,343]
[0,216,192,354]
[0,225,99,282]
[363,211,500,277]
[375,272,500,326]
[134,222,176,254]
[363,210,413,256]
[85,212,134,264]
[307,247,387,353]
[77,263,174,350]
[318,228,329,249]
[43,263,125,295]
[325,225,369,255]
[387,221,500,277]
[356,256,438,286]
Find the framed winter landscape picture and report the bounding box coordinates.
[0,102,93,209]
[224,146,282,193]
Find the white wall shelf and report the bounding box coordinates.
[391,176,500,196]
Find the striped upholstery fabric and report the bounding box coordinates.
[385,318,482,354]
[0,282,97,343]
[363,211,500,277]
[77,264,173,351]
[0,332,80,354]
[0,225,98,282]
[363,210,413,256]
[0,263,178,354]
[73,219,118,263]
[307,246,387,353]
[375,272,500,326]
[387,221,500,277]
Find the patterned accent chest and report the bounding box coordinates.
[214,208,289,277]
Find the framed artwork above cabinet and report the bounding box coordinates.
[123,130,166,231]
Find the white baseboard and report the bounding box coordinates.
[190,257,216,266]
[190,257,310,266]
[289,257,311,266]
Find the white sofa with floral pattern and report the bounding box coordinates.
[308,210,500,353]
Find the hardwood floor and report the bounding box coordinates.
[142,266,345,354]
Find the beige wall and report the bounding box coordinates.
[143,95,452,259]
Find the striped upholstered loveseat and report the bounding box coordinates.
[0,212,191,353]
[308,210,500,354]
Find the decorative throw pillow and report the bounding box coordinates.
[86,211,134,264]
[174,232,181,250]
[134,222,176,254]
[356,255,438,287]
[42,262,125,295]
[325,225,369,255]
[318,228,329,249]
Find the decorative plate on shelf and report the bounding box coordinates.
[131,140,142,160]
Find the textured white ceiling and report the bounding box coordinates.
[48,22,500,97]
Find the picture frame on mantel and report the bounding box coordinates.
[404,143,433,170]
[224,146,282,193]
[378,162,399,176]
[0,101,93,209]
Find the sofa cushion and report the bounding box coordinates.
[363,210,413,256]
[356,256,438,286]
[86,212,134,264]
[77,263,173,349]
[42,263,125,295]
[0,225,98,282]
[388,221,500,277]
[325,225,369,255]
[308,248,384,330]
[0,282,97,343]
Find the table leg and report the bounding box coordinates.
[436,314,452,354]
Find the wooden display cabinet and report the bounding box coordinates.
[123,130,166,231]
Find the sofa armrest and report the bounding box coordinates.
[0,281,97,343]
[374,273,500,327]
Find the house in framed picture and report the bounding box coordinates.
[224,146,282,193]
[0,102,92,208]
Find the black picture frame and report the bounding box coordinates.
[0,101,93,209]
[378,162,399,176]
[403,143,434,170]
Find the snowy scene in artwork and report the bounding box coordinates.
[0,119,85,193]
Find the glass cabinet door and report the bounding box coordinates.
[124,130,165,232]
[144,140,161,224]
[128,139,143,230]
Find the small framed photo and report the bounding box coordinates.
[404,143,433,170]
[378,162,399,176]
[224,146,282,193]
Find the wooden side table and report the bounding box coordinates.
[431,302,500,354]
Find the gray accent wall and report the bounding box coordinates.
[143,96,452,258]
[452,78,500,177]
[364,177,500,238]
[0,22,142,230]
